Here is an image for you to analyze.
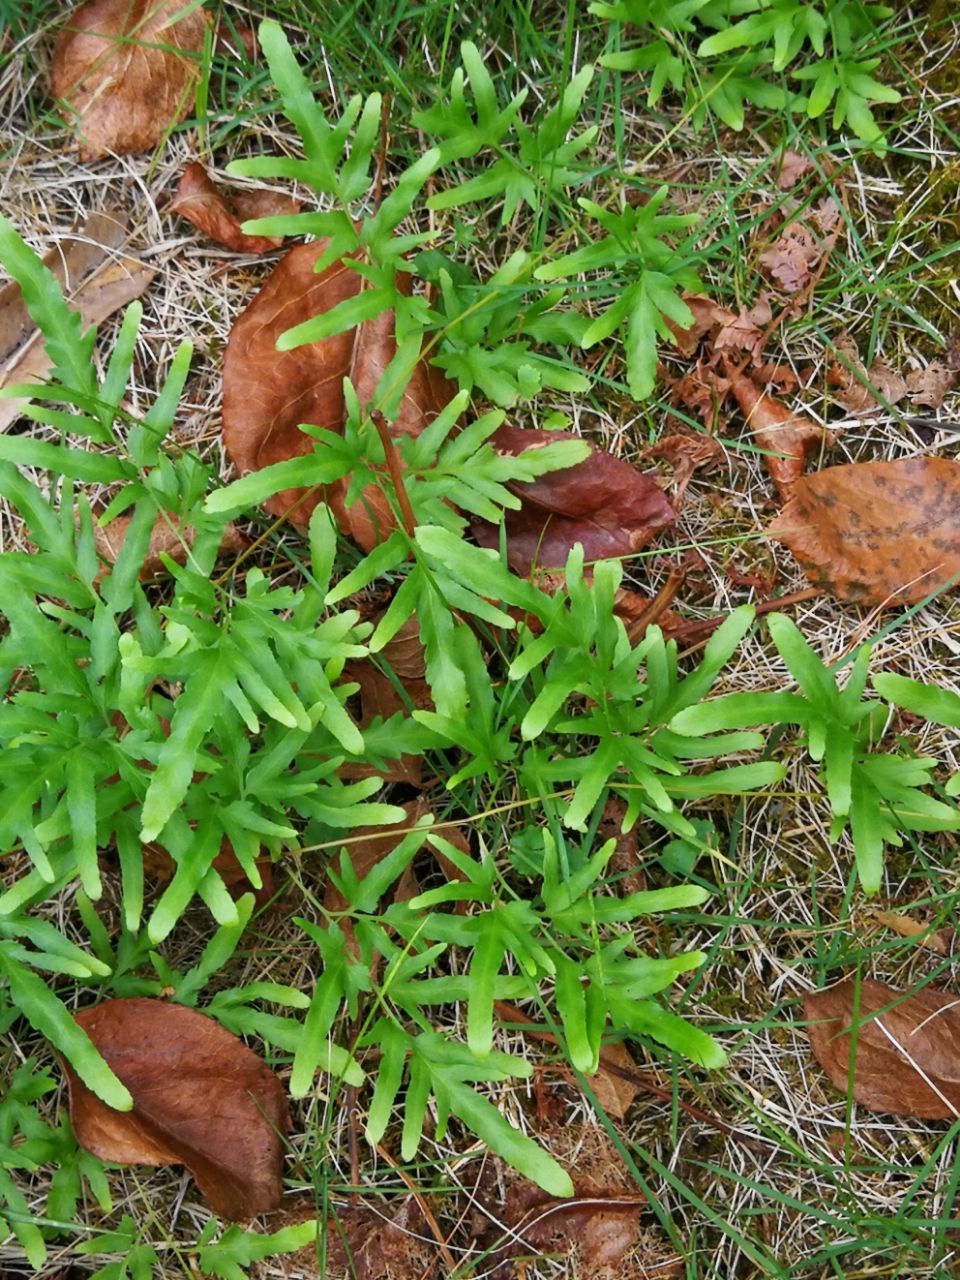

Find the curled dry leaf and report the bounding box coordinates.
[768,457,960,605]
[1,208,153,431]
[472,424,675,572]
[63,997,290,1219]
[775,150,813,190]
[713,294,772,361]
[727,369,831,499]
[758,222,821,294]
[873,911,950,957]
[170,162,300,253]
[830,336,908,414]
[92,508,245,581]
[906,362,955,409]
[222,240,452,545]
[640,429,726,503]
[804,978,960,1120]
[51,0,207,158]
[667,293,734,358]
[472,1123,678,1280]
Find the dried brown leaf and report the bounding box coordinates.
[713,294,772,361]
[142,835,274,907]
[758,223,821,294]
[221,240,452,544]
[873,911,950,956]
[728,369,830,499]
[831,337,909,413]
[768,457,960,605]
[775,150,813,190]
[804,978,960,1119]
[51,0,207,158]
[668,293,735,357]
[1,209,153,431]
[473,1124,677,1280]
[170,162,299,253]
[64,998,290,1219]
[92,508,245,581]
[472,424,675,572]
[907,362,955,409]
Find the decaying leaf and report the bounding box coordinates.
[51,0,207,158]
[668,293,734,357]
[252,1197,433,1280]
[345,615,432,725]
[768,457,960,605]
[727,369,831,498]
[63,997,290,1219]
[142,835,274,907]
[92,508,245,581]
[830,336,908,414]
[170,162,300,253]
[873,911,950,956]
[758,223,821,294]
[774,150,813,190]
[640,428,726,503]
[471,1124,679,1280]
[906,362,955,409]
[222,240,452,544]
[804,978,960,1119]
[713,294,772,361]
[1,208,153,430]
[472,424,675,572]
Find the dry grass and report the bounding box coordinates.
[3,1,960,1277]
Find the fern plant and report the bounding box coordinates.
[591,0,901,145]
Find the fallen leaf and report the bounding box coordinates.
[472,1123,678,1280]
[906,362,955,409]
[253,1197,433,1280]
[51,0,207,158]
[471,424,675,572]
[1,209,153,431]
[768,457,960,605]
[221,240,452,545]
[668,293,734,357]
[758,222,821,294]
[831,336,908,413]
[640,429,726,502]
[727,369,831,499]
[345,614,432,725]
[597,797,646,897]
[142,834,274,908]
[775,150,813,190]
[804,978,960,1119]
[63,997,290,1219]
[92,508,245,581]
[713,294,772,361]
[874,911,950,956]
[170,162,300,253]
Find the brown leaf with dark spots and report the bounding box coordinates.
[768,457,960,605]
[63,998,290,1219]
[728,369,831,499]
[170,162,299,253]
[804,978,960,1119]
[92,508,245,581]
[51,0,207,159]
[1,209,153,431]
[221,240,453,545]
[906,362,955,409]
[471,424,675,572]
